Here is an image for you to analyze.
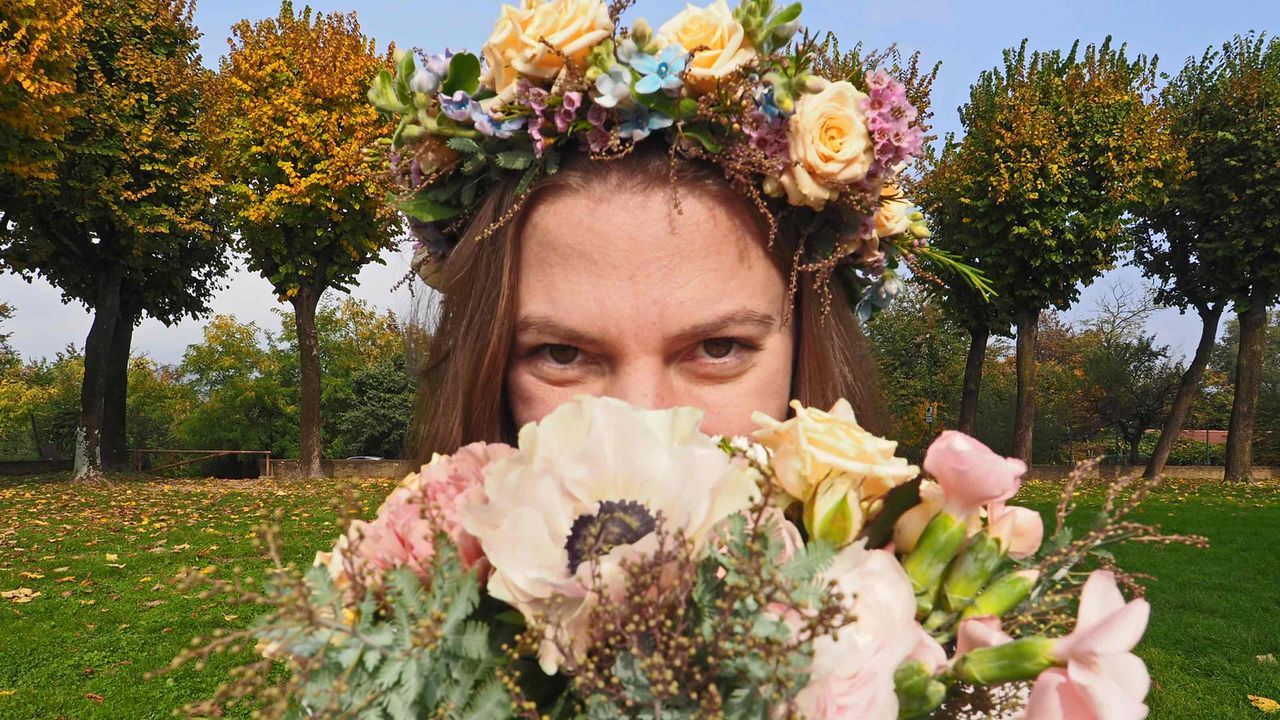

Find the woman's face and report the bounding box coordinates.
[507,183,795,437]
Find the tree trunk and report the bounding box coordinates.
[958,322,990,436]
[1127,432,1142,466]
[75,268,123,481]
[293,287,324,479]
[1012,308,1040,465]
[1224,292,1269,482]
[1145,304,1223,479]
[102,311,135,470]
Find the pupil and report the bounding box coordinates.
[703,338,735,359]
[548,345,579,364]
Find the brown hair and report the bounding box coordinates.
[408,142,885,461]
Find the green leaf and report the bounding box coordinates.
[767,2,802,31]
[368,69,411,114]
[857,477,923,549]
[681,125,724,153]
[495,149,534,170]
[441,52,482,96]
[392,192,462,222]
[446,136,485,155]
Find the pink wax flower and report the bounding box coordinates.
[1025,571,1152,720]
[923,431,1028,519]
[986,501,1045,560]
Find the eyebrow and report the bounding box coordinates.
[514,309,780,348]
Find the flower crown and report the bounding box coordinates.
[368,0,990,319]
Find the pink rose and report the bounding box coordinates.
[792,546,920,720]
[419,442,516,573]
[923,431,1028,519]
[323,442,514,590]
[1025,571,1152,720]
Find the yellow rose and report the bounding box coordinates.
[874,183,914,238]
[482,0,614,102]
[752,399,919,544]
[655,0,757,94]
[775,78,875,210]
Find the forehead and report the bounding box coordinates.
[515,187,786,337]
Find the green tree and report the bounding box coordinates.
[0,346,82,459]
[0,0,228,478]
[177,315,298,475]
[1154,33,1280,480]
[205,2,397,478]
[925,39,1179,463]
[1083,333,1183,465]
[0,302,14,372]
[331,353,415,459]
[1211,311,1280,466]
[865,284,969,459]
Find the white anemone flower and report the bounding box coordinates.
[459,395,760,673]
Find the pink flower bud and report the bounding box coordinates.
[923,431,1027,519]
[986,502,1045,560]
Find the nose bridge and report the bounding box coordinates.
[603,357,674,410]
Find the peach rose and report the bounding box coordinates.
[482,0,614,102]
[875,183,914,238]
[773,78,875,210]
[655,0,756,93]
[753,399,919,508]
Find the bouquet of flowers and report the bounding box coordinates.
[174,395,1203,719]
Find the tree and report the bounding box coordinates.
[925,39,1179,463]
[1154,34,1280,481]
[0,302,14,371]
[0,0,228,478]
[1083,333,1182,465]
[332,353,415,458]
[1210,311,1280,467]
[205,2,397,477]
[0,0,82,200]
[864,284,970,459]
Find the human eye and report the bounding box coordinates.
[532,343,584,368]
[690,337,757,366]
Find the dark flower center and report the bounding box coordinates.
[657,62,670,76]
[565,499,657,575]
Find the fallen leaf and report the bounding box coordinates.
[85,693,105,703]
[1,588,40,604]
[79,599,96,606]
[1251,695,1280,713]
[106,563,126,569]
[56,576,76,583]
[104,553,119,562]
[0,689,15,697]
[223,614,238,622]
[144,600,165,608]
[53,566,70,572]
[18,572,44,579]
[1258,654,1278,665]
[171,543,191,552]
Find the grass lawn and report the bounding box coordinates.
[1,472,1278,719]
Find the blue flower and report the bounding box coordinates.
[440,90,476,121]
[471,109,526,139]
[593,65,633,109]
[618,106,673,141]
[630,45,687,95]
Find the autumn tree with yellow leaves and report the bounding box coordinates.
[1,0,228,479]
[919,39,1182,464]
[205,2,397,478]
[0,0,83,203]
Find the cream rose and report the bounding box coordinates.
[775,78,876,210]
[656,0,756,93]
[482,0,614,102]
[752,399,919,543]
[875,182,914,238]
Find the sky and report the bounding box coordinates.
[2,0,1277,365]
